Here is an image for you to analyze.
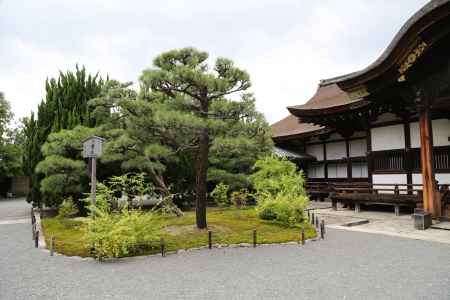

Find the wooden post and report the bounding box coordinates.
[35,231,39,248]
[315,217,319,229]
[320,221,324,239]
[208,230,212,249]
[311,212,315,225]
[253,230,257,248]
[418,100,440,217]
[301,226,305,245]
[91,157,97,207]
[50,236,55,256]
[160,237,165,257]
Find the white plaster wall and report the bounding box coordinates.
[371,124,405,151]
[349,139,367,157]
[410,121,420,148]
[412,173,422,185]
[352,162,368,178]
[432,119,450,147]
[328,163,347,178]
[414,173,450,185]
[308,164,325,179]
[306,144,323,161]
[372,174,407,194]
[437,174,450,185]
[410,119,450,148]
[326,141,347,160]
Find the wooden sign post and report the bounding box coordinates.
[82,136,105,207]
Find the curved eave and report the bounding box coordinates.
[287,100,370,118]
[320,0,450,89]
[272,127,333,142]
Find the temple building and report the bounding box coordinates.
[272,0,450,219]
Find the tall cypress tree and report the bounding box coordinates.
[23,66,103,206]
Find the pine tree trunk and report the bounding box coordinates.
[195,128,209,229]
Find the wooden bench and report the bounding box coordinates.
[330,184,423,216]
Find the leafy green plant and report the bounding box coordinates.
[251,155,309,226]
[257,195,308,226]
[231,188,251,209]
[85,207,160,260]
[211,182,230,206]
[57,197,79,219]
[250,155,307,202]
[152,194,184,217]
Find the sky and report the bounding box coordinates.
[0,0,429,124]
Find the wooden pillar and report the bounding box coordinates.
[403,118,413,192]
[417,90,440,217]
[365,123,373,183]
[346,138,352,181]
[323,142,328,180]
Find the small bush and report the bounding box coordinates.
[152,194,184,217]
[231,188,251,209]
[211,182,230,206]
[257,195,308,226]
[251,155,309,226]
[57,197,79,219]
[85,208,160,259]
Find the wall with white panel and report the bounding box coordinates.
[306,144,323,161]
[328,163,347,178]
[326,141,347,160]
[308,164,325,178]
[413,173,450,185]
[410,122,420,148]
[372,174,407,194]
[410,119,450,148]
[371,124,405,151]
[352,162,368,178]
[349,139,367,157]
[432,119,450,147]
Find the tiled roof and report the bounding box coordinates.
[271,115,324,139]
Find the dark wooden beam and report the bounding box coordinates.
[346,138,352,181]
[403,117,413,192]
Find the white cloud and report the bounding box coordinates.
[0,0,429,123]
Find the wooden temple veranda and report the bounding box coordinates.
[272,0,450,219]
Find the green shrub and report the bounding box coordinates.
[251,155,309,226]
[231,188,251,209]
[57,197,79,219]
[250,155,307,202]
[211,182,230,206]
[85,208,160,259]
[257,195,308,226]
[152,194,184,217]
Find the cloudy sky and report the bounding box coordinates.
[1,0,429,124]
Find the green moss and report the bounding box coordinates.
[42,208,316,258]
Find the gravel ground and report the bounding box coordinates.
[1,199,450,300]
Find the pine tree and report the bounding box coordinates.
[139,48,271,228]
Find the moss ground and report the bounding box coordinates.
[42,207,316,258]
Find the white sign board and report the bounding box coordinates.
[82,136,104,158]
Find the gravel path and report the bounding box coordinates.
[1,198,450,300]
